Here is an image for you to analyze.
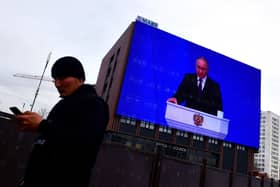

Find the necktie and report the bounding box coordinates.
[198,78,203,96]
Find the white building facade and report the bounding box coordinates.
[254,111,280,180]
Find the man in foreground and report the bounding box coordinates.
[16,56,109,187]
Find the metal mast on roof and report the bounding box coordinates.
[30,52,52,111]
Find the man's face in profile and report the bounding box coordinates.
[54,77,83,97]
[196,58,208,78]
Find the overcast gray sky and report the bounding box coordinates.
[1,0,279,115]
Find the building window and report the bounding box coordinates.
[176,130,188,138]
[159,126,172,134]
[140,121,154,130]
[119,116,137,134]
[159,126,173,142]
[223,142,232,148]
[208,138,218,145]
[109,54,115,65]
[120,117,136,126]
[193,135,204,142]
[102,82,108,97]
[139,120,155,138]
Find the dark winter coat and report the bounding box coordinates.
[23,84,109,187]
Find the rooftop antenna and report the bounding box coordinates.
[30,52,52,111]
[13,73,53,82]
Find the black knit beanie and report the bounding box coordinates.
[51,56,85,81]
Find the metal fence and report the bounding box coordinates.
[0,114,279,187]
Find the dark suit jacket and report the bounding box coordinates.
[173,74,222,115]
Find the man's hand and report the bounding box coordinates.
[16,111,43,131]
[167,97,178,104]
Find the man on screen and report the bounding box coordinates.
[168,57,223,116]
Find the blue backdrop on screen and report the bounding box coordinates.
[117,21,261,148]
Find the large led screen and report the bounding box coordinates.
[117,21,261,148]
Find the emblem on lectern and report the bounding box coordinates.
[193,113,204,126]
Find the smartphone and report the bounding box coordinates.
[9,107,23,115]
